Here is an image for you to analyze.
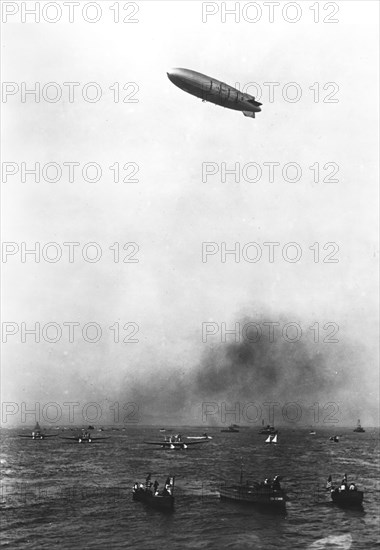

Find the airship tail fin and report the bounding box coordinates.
[247,99,262,107]
[243,111,255,118]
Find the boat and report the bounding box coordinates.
[353,419,365,433]
[187,432,213,440]
[309,431,316,435]
[219,466,286,509]
[221,424,239,433]
[327,475,364,507]
[265,434,278,444]
[132,475,175,511]
[258,421,277,435]
[159,428,166,432]
[329,435,339,442]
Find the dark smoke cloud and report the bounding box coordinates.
[121,312,377,425]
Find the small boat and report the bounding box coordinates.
[353,419,365,433]
[309,431,316,435]
[220,465,286,509]
[329,435,339,442]
[133,475,174,511]
[258,421,277,435]
[159,428,166,432]
[327,475,364,507]
[265,434,278,444]
[221,425,239,433]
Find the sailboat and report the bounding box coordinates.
[265,434,278,444]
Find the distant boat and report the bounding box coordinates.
[221,425,239,433]
[329,435,339,442]
[265,434,278,444]
[353,419,365,433]
[259,421,277,435]
[309,430,316,435]
[132,475,174,511]
[159,428,166,432]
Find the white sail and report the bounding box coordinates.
[265,435,271,443]
[272,434,278,444]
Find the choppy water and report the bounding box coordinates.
[1,427,379,549]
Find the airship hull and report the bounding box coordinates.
[167,68,261,118]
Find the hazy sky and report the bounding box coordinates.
[2,1,379,427]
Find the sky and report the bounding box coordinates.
[1,1,379,427]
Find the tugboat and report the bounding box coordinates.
[132,474,175,511]
[353,419,365,433]
[327,475,364,507]
[219,463,286,509]
[258,421,277,435]
[221,424,239,433]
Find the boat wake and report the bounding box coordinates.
[308,533,352,549]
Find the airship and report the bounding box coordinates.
[167,68,262,118]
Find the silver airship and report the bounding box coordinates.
[167,68,262,118]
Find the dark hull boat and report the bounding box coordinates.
[259,424,277,435]
[326,475,364,508]
[132,475,175,512]
[220,483,286,509]
[331,488,364,507]
[132,488,174,511]
[353,419,365,433]
[221,424,239,433]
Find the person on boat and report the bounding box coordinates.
[326,475,333,490]
[262,478,271,491]
[273,476,281,490]
[349,483,357,491]
[154,480,159,495]
[164,477,172,495]
[133,482,138,491]
[340,473,348,490]
[145,473,151,489]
